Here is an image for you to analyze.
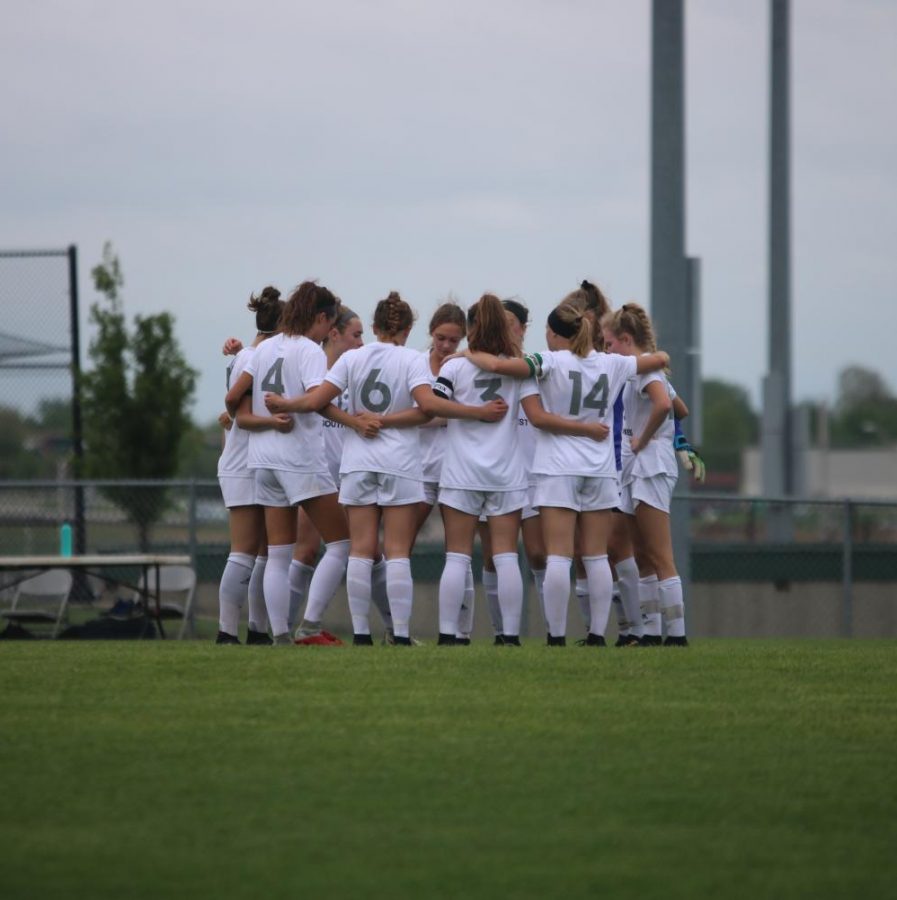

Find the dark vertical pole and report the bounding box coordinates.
[762,0,793,539]
[68,244,86,555]
[769,0,792,493]
[651,0,691,594]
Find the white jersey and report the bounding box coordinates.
[325,342,431,479]
[435,356,539,492]
[516,409,537,486]
[417,350,446,483]
[620,364,678,484]
[244,333,329,473]
[529,349,637,478]
[217,347,255,476]
[322,384,349,485]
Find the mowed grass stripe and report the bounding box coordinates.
[1,640,894,899]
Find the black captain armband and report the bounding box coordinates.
[433,377,453,400]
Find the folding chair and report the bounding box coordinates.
[136,565,197,639]
[2,569,73,639]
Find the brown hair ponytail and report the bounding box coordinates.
[373,291,416,337]
[604,302,657,352]
[279,281,339,337]
[247,285,283,334]
[468,293,516,356]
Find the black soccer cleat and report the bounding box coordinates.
[501,635,522,646]
[437,633,457,646]
[546,635,566,647]
[352,634,374,646]
[663,635,689,647]
[493,634,505,646]
[215,631,241,645]
[393,635,413,646]
[615,634,641,647]
[639,634,663,647]
[583,633,606,647]
[455,637,471,646]
[246,629,272,645]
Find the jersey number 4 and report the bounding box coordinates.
[261,358,285,394]
[568,372,609,416]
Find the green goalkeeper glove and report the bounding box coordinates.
[674,433,706,483]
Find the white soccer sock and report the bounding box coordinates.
[493,552,523,638]
[218,552,254,636]
[574,577,590,632]
[248,556,269,633]
[288,560,315,631]
[346,556,374,635]
[659,576,686,638]
[457,562,475,639]
[386,557,414,638]
[439,552,470,636]
[531,568,547,630]
[370,557,393,628]
[544,556,573,638]
[483,568,502,635]
[615,556,643,638]
[303,539,350,624]
[639,574,661,637]
[612,584,626,634]
[264,544,294,638]
[582,554,613,637]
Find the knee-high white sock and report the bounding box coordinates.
[615,556,643,638]
[248,556,269,633]
[483,568,502,635]
[386,557,414,638]
[439,552,470,636]
[639,574,661,637]
[288,560,315,631]
[612,584,626,634]
[219,552,254,636]
[370,557,393,628]
[493,552,523,637]
[346,556,374,635]
[574,577,590,632]
[659,576,686,637]
[544,556,573,638]
[582,554,613,637]
[303,539,350,624]
[264,544,294,638]
[531,568,547,629]
[457,562,475,639]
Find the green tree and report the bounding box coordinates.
[830,366,897,447]
[701,379,759,479]
[80,243,198,549]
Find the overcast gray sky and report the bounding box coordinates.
[2,0,894,424]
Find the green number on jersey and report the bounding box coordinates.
[568,371,609,416]
[360,368,392,412]
[260,358,285,394]
[474,376,502,402]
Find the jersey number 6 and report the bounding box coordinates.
[361,368,392,412]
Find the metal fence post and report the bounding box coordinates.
[188,479,198,570]
[841,499,853,638]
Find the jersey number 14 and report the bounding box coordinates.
[568,372,608,416]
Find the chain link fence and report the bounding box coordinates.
[1,480,895,637]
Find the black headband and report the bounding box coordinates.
[547,309,580,339]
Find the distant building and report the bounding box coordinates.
[742,445,897,500]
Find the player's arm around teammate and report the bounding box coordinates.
[216,286,285,646]
[224,282,351,645]
[603,303,689,646]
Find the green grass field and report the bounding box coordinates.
[1,639,895,899]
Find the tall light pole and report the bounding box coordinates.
[762,0,793,504]
[651,0,692,592]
